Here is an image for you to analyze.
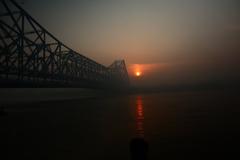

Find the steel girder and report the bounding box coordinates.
[0,0,129,88]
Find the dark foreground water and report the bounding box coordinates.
[2,90,240,159]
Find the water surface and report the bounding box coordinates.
[2,90,240,159]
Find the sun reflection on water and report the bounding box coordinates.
[136,96,145,138]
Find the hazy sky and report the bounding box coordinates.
[19,0,240,87]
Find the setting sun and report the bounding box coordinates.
[135,72,142,77]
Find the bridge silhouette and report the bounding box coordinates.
[0,0,129,88]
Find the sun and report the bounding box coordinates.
[135,71,142,77]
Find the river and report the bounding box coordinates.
[2,90,240,159]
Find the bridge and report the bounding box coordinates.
[0,0,129,89]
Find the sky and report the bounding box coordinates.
[18,0,240,88]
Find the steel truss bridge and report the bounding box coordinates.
[0,0,129,88]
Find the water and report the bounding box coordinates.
[2,90,240,159]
